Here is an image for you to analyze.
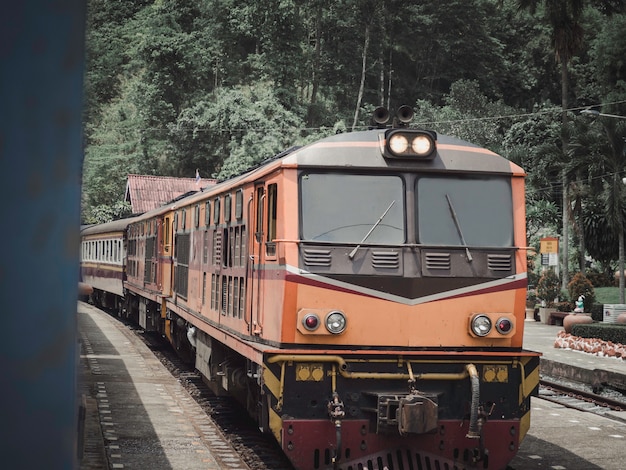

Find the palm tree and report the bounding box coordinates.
[596,118,626,302]
[572,114,626,301]
[516,0,585,291]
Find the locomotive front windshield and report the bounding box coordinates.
[300,173,405,243]
[300,172,514,248]
[417,175,513,247]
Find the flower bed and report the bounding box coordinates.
[554,330,626,359]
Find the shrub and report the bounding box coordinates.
[585,268,612,287]
[567,272,596,312]
[590,303,603,322]
[571,323,626,345]
[556,301,573,312]
[536,269,560,307]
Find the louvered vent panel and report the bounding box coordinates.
[372,251,399,269]
[213,232,222,265]
[303,249,332,267]
[488,254,512,271]
[425,253,451,270]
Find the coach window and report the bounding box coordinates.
[266,183,277,257]
[163,216,171,254]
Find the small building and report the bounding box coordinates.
[124,174,216,215]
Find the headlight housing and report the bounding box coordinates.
[325,311,347,334]
[383,129,436,159]
[471,314,492,337]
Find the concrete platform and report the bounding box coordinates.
[523,319,626,383]
[522,318,626,422]
[77,302,249,470]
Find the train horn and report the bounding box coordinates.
[396,105,414,125]
[372,106,390,127]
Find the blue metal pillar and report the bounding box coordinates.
[0,2,86,468]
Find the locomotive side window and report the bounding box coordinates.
[416,175,513,247]
[235,189,243,220]
[213,198,221,225]
[255,187,264,242]
[266,183,277,256]
[300,173,404,243]
[224,194,232,223]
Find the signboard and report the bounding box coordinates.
[540,237,558,254]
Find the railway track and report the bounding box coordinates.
[539,377,626,420]
[126,323,296,470]
[108,312,626,470]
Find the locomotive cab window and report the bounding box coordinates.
[300,173,405,243]
[416,175,513,247]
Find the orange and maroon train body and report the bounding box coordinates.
[81,109,540,470]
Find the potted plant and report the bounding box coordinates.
[525,288,537,319]
[536,269,560,323]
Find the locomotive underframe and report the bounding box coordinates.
[263,353,539,470]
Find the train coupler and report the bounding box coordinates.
[327,392,346,420]
[362,391,439,435]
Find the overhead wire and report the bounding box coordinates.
[90,99,626,134]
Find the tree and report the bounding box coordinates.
[585,116,626,301]
[82,81,146,223]
[167,84,316,180]
[516,0,586,291]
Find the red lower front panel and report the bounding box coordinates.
[282,418,520,470]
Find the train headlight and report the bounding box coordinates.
[383,129,436,159]
[325,311,347,334]
[495,317,513,335]
[471,314,492,337]
[389,134,409,154]
[302,313,320,331]
[412,135,434,155]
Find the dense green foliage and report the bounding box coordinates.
[82,0,626,287]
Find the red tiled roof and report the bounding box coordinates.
[125,174,217,214]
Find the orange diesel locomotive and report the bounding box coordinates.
[81,107,540,470]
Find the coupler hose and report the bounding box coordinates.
[328,393,345,467]
[333,419,342,469]
[465,363,481,439]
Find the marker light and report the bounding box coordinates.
[325,311,347,334]
[495,317,513,335]
[302,313,320,331]
[383,129,436,159]
[471,314,492,337]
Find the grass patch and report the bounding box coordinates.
[594,287,621,304]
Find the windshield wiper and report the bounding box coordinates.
[445,194,473,262]
[348,200,396,259]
